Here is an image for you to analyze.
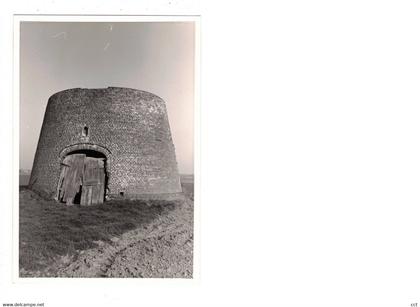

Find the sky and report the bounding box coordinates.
[20,21,195,174]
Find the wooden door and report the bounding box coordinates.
[57,154,85,205]
[80,157,105,206]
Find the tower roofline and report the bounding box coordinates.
[48,87,165,104]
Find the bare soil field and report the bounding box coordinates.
[19,176,194,278]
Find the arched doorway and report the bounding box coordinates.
[56,149,108,206]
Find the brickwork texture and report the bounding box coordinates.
[29,87,182,200]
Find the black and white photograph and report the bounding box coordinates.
[18,20,196,278]
[2,0,420,306]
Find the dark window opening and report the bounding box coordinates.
[119,192,124,197]
[82,126,89,137]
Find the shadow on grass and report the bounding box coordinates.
[19,186,177,272]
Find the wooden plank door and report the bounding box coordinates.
[80,157,105,206]
[58,154,85,205]
[56,156,70,201]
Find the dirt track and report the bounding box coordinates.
[55,197,193,278]
[19,177,194,278]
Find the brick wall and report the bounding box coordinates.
[29,87,182,200]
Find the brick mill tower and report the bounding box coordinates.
[29,87,182,206]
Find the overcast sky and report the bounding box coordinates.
[20,21,195,174]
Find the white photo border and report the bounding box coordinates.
[13,14,201,284]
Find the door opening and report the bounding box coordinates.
[56,149,108,206]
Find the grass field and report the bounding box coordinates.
[19,175,194,276]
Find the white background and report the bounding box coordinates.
[2,0,420,306]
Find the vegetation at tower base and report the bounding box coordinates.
[29,87,182,205]
[19,175,194,277]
